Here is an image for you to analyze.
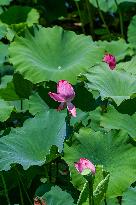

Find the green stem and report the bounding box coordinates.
[15,168,33,205]
[1,172,10,204]
[77,181,88,205]
[88,177,94,205]
[75,1,86,34]
[17,176,24,205]
[114,0,124,37]
[66,109,71,139]
[86,0,95,39]
[95,0,111,40]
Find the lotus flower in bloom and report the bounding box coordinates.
[75,158,96,175]
[48,80,76,117]
[103,53,116,70]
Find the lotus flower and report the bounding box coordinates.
[34,197,46,205]
[75,158,96,175]
[103,53,116,70]
[48,80,76,117]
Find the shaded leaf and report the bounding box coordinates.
[0,110,66,171]
[42,186,75,205]
[101,106,136,140]
[89,0,136,12]
[0,6,39,26]
[28,93,49,115]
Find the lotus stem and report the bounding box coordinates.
[95,0,111,40]
[75,1,86,34]
[66,109,71,139]
[15,168,33,205]
[17,175,24,205]
[114,0,124,37]
[1,172,10,205]
[86,0,95,39]
[88,177,94,205]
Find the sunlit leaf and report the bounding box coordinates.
[128,15,136,47]
[117,56,136,75]
[122,187,136,205]
[64,128,136,198]
[96,39,133,61]
[0,99,13,122]
[0,0,12,6]
[86,63,136,105]
[9,26,104,84]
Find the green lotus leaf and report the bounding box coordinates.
[117,56,136,75]
[0,0,12,6]
[0,23,7,39]
[101,106,136,140]
[0,42,8,65]
[128,15,136,47]
[0,75,19,101]
[89,0,136,12]
[0,110,66,171]
[28,93,49,115]
[96,39,133,61]
[9,26,104,84]
[0,99,13,122]
[0,6,39,26]
[122,187,136,205]
[86,63,136,105]
[64,128,136,198]
[42,186,75,205]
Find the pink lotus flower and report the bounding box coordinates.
[75,158,96,175]
[48,80,76,117]
[103,53,116,70]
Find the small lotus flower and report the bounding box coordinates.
[103,53,116,70]
[34,197,46,205]
[75,158,96,175]
[48,80,76,117]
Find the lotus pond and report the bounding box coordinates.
[0,0,136,204]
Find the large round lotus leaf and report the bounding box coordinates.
[0,110,66,171]
[86,63,136,106]
[9,26,104,84]
[128,15,136,47]
[64,128,136,198]
[89,0,136,12]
